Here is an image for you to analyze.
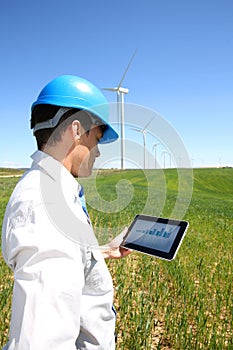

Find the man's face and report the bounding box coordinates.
[71,125,103,177]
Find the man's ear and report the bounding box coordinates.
[71,120,81,141]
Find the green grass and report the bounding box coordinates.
[0,168,232,349]
[0,168,25,176]
[0,177,19,345]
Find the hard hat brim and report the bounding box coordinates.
[98,123,119,144]
[31,101,119,144]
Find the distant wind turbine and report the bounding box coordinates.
[102,49,137,169]
[152,143,160,169]
[161,151,171,169]
[131,117,154,169]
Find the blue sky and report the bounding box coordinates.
[0,0,232,168]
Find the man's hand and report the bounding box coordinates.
[101,228,132,259]
[101,246,132,259]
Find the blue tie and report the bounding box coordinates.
[78,185,90,222]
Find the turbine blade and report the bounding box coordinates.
[117,49,137,89]
[143,116,154,130]
[131,127,143,132]
[152,143,159,150]
[102,87,118,92]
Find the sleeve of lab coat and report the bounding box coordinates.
[4,201,85,350]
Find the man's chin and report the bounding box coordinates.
[74,168,92,178]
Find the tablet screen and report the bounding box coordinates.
[121,215,189,260]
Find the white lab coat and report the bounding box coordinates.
[2,151,115,350]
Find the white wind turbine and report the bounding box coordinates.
[103,50,137,170]
[152,143,160,169]
[131,117,154,169]
[161,151,171,169]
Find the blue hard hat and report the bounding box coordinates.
[31,75,118,144]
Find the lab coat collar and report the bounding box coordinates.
[31,150,81,198]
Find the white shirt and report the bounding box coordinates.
[2,151,115,350]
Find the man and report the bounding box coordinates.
[2,75,130,349]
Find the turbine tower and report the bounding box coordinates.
[131,117,154,169]
[103,50,137,169]
[161,151,171,169]
[152,143,160,169]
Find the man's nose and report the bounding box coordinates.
[96,145,100,158]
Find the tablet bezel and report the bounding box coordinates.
[120,214,189,261]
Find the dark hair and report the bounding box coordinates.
[31,104,96,150]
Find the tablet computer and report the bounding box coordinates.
[120,214,189,261]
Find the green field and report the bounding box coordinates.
[0,168,232,349]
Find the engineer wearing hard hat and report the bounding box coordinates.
[2,75,131,350]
